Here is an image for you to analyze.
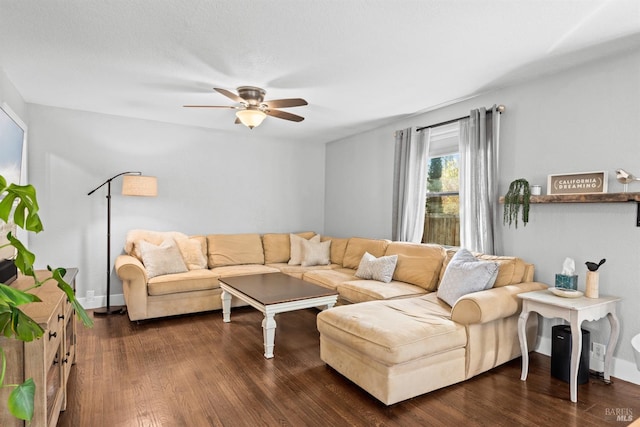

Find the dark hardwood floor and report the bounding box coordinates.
[58,307,640,427]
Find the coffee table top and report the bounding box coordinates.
[219,272,337,305]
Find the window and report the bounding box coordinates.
[422,123,460,246]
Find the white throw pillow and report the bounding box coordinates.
[355,251,398,283]
[288,234,320,265]
[175,237,208,270]
[138,238,188,279]
[437,249,499,306]
[126,229,189,260]
[301,239,331,267]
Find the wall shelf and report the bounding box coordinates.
[499,192,640,204]
[499,192,640,227]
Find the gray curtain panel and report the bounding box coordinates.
[459,106,501,255]
[392,127,430,242]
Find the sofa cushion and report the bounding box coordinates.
[209,264,279,278]
[316,296,466,365]
[138,238,188,279]
[301,238,331,267]
[207,233,265,268]
[302,268,356,290]
[338,280,427,303]
[262,232,315,264]
[175,236,208,270]
[355,252,398,283]
[437,249,499,306]
[126,229,190,260]
[147,269,219,296]
[289,234,320,265]
[385,242,445,291]
[439,249,529,288]
[321,236,349,266]
[476,254,528,287]
[267,263,338,279]
[342,237,390,270]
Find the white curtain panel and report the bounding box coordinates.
[459,106,501,255]
[392,127,430,242]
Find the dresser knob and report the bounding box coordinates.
[58,314,64,321]
[49,331,57,340]
[63,358,69,364]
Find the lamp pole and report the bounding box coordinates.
[88,171,141,316]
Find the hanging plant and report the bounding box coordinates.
[503,178,531,228]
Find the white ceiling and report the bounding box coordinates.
[1,0,640,144]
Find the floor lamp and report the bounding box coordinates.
[88,171,157,316]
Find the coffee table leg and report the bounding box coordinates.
[262,312,277,359]
[221,290,231,323]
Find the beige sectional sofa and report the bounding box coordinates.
[115,229,546,405]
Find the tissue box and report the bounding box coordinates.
[555,274,578,290]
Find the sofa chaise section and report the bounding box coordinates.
[316,257,546,405]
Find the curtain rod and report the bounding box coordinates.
[416,104,505,132]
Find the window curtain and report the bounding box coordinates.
[392,127,430,242]
[459,106,501,254]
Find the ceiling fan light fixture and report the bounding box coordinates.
[236,109,267,129]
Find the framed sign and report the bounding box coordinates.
[547,171,607,195]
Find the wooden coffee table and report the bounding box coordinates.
[219,272,339,359]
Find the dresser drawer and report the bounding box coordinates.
[44,299,65,369]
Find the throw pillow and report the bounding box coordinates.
[301,239,331,267]
[355,252,398,283]
[437,249,499,306]
[288,233,320,265]
[138,238,188,279]
[175,237,208,270]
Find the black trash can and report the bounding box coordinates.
[551,325,590,384]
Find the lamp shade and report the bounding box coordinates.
[122,175,157,197]
[236,109,267,129]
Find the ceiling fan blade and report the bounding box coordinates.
[262,98,308,109]
[183,105,237,109]
[214,88,245,103]
[265,109,305,122]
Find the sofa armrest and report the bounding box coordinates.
[114,255,149,320]
[115,254,147,282]
[451,281,548,325]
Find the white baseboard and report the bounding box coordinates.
[75,293,125,310]
[536,335,640,385]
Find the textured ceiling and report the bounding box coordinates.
[1,0,640,144]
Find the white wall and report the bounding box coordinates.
[0,67,27,121]
[26,105,326,308]
[325,48,640,384]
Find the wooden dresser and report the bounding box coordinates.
[0,268,78,427]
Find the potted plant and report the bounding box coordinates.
[503,178,531,228]
[0,175,93,421]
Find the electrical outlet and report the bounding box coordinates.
[86,290,95,303]
[593,342,606,362]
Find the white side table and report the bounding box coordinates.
[517,289,620,403]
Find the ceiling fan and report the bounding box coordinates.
[184,86,308,129]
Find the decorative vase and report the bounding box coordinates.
[585,271,599,298]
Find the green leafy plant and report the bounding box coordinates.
[0,174,93,421]
[503,178,531,228]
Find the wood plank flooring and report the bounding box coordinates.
[58,307,640,427]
